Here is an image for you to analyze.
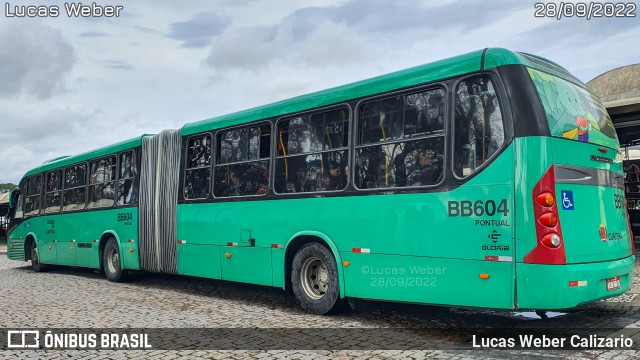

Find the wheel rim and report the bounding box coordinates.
[106,248,119,274]
[31,246,39,265]
[300,257,329,300]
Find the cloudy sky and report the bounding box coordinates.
[0,0,638,183]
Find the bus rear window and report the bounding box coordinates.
[528,67,619,151]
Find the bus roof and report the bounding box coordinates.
[23,134,150,178]
[182,47,574,136]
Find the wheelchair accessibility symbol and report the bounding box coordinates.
[561,190,574,210]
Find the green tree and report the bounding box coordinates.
[0,183,17,194]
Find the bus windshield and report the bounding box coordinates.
[528,67,619,151]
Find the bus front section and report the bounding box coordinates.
[514,65,634,310]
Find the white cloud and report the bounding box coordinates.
[0,145,40,182]
[0,22,75,99]
[167,11,231,48]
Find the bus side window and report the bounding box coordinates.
[184,134,212,200]
[275,109,349,194]
[355,88,445,189]
[117,151,137,206]
[45,170,62,214]
[88,156,116,208]
[63,164,87,212]
[24,175,41,216]
[215,124,270,198]
[454,75,505,178]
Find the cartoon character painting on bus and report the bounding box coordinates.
[528,68,618,149]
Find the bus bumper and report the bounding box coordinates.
[516,255,635,309]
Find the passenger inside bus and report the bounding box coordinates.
[408,150,443,186]
[215,162,269,197]
[283,155,346,193]
[326,166,345,190]
[221,168,242,197]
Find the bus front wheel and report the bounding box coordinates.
[291,243,339,314]
[103,238,128,282]
[30,241,43,272]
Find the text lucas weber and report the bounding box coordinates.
[5,2,123,17]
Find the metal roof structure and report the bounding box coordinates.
[587,64,640,146]
[0,192,9,205]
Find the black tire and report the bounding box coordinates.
[30,241,44,272]
[291,243,340,314]
[103,238,128,282]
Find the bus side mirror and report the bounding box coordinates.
[6,187,21,219]
[8,187,21,208]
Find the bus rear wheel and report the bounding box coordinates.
[30,241,43,272]
[291,243,339,314]
[103,238,128,282]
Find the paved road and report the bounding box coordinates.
[1,252,640,359]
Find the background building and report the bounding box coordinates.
[0,192,8,241]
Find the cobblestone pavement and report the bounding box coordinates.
[2,253,640,359]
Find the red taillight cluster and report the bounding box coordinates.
[524,165,567,264]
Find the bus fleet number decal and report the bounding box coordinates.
[117,212,133,225]
[448,199,509,217]
[614,194,624,210]
[46,219,55,234]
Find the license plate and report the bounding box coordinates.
[606,276,621,291]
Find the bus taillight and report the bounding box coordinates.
[524,165,567,264]
[536,192,554,207]
[541,233,561,248]
[539,213,558,227]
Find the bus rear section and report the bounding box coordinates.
[515,67,635,310]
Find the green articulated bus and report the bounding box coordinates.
[5,48,634,314]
